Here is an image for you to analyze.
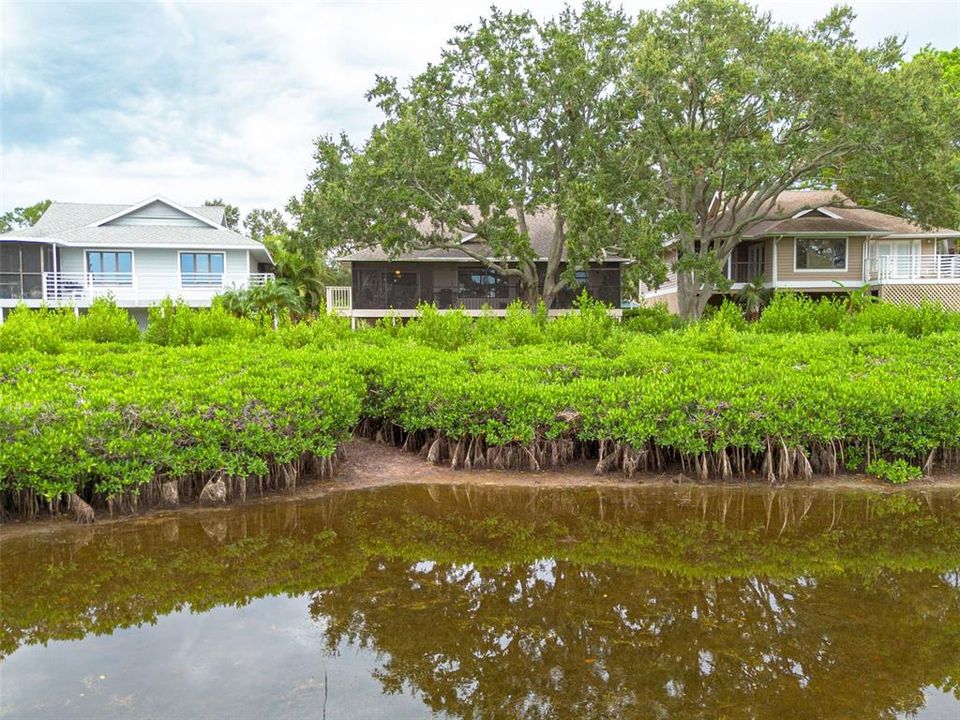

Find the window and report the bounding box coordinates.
[87,251,133,285]
[939,239,958,255]
[1,243,51,299]
[458,268,509,298]
[795,238,846,271]
[180,253,224,286]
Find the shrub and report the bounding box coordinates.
[0,305,69,354]
[74,298,140,343]
[545,292,621,352]
[496,300,547,346]
[400,304,478,350]
[145,298,262,346]
[756,292,820,333]
[866,458,923,485]
[622,303,680,334]
[841,300,960,337]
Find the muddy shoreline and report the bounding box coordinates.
[3,438,959,538]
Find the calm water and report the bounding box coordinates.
[2,484,959,719]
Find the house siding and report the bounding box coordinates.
[762,239,775,283]
[59,247,247,275]
[104,200,213,227]
[775,236,866,283]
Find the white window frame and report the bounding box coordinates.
[793,237,848,273]
[178,251,226,287]
[85,249,135,286]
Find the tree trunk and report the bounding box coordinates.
[518,259,542,309]
[677,271,713,320]
[540,215,566,312]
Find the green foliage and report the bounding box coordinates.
[0,199,51,233]
[398,304,479,351]
[0,305,69,354]
[498,300,547,346]
[75,298,140,343]
[2,298,959,505]
[0,342,364,501]
[0,299,139,351]
[294,2,645,308]
[145,298,263,346]
[263,234,348,314]
[758,292,960,337]
[737,276,773,321]
[867,458,923,485]
[615,1,958,317]
[243,207,288,241]
[756,292,821,334]
[622,303,681,334]
[544,292,619,352]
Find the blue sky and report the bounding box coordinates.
[2,0,958,218]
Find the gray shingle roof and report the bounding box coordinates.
[0,200,264,251]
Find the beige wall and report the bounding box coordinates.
[775,236,865,283]
[641,291,680,313]
[762,239,775,283]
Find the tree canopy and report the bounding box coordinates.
[0,199,51,233]
[295,0,959,317]
[295,2,652,308]
[607,0,960,317]
[243,208,288,241]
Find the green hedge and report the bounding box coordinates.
[1,298,958,511]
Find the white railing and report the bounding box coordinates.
[867,255,960,282]
[325,286,352,314]
[42,272,274,305]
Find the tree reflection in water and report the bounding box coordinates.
[3,484,959,719]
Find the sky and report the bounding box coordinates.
[1,0,958,219]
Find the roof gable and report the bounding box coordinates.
[793,207,842,220]
[94,196,221,229]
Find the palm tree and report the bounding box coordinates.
[265,235,347,315]
[836,282,878,314]
[248,279,304,327]
[737,276,772,322]
[216,288,253,317]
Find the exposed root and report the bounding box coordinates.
[355,418,958,485]
[1,446,347,522]
[67,493,95,524]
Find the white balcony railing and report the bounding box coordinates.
[867,255,960,283]
[41,272,274,305]
[325,286,352,314]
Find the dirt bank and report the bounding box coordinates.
[3,438,959,538]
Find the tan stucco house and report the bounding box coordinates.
[641,190,960,311]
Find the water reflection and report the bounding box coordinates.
[2,484,959,719]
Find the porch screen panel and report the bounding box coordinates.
[387,271,419,308]
[0,243,50,299]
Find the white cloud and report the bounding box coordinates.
[1,0,957,217]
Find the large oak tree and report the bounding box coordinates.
[609,1,960,318]
[296,0,958,318]
[294,3,660,308]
